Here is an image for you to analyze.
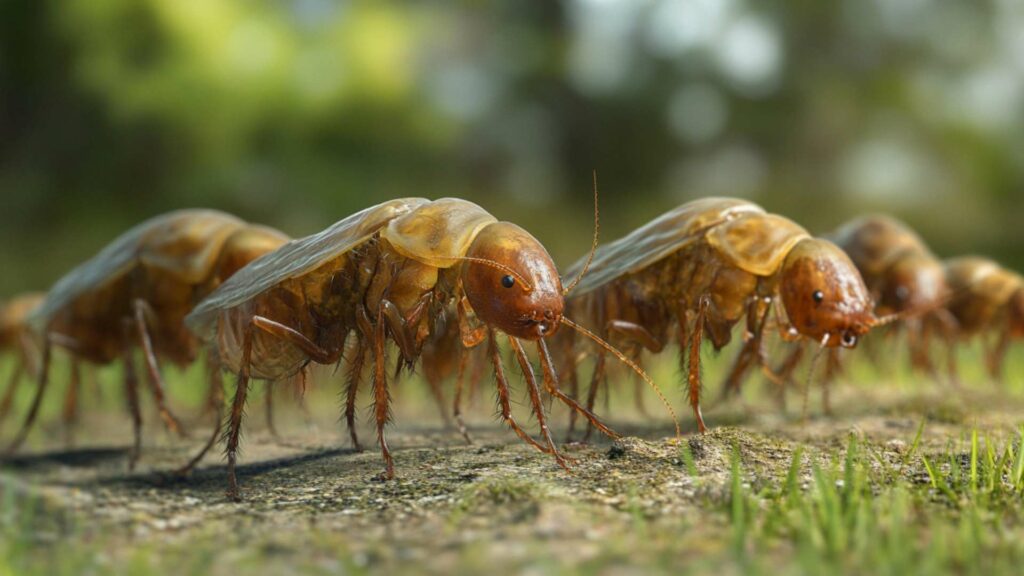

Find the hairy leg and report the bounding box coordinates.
[133,300,185,437]
[174,358,225,476]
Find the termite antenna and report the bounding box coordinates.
[876,291,955,327]
[560,316,681,438]
[874,313,900,327]
[562,171,600,296]
[452,256,533,292]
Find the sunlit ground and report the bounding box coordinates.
[2,334,1024,575]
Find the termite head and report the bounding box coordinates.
[780,238,875,349]
[462,222,564,340]
[879,254,948,315]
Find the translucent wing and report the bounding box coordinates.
[563,198,764,296]
[382,198,497,268]
[187,198,429,334]
[31,209,243,326]
[707,212,810,276]
[137,212,246,283]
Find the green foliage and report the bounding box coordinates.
[3,0,1024,295]
[720,430,1024,575]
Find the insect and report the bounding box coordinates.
[185,197,669,500]
[942,257,1024,384]
[5,210,289,468]
[732,215,953,405]
[0,293,46,428]
[560,197,886,436]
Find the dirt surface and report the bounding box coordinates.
[2,382,1023,575]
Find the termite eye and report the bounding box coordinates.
[842,332,857,347]
[812,290,824,304]
[501,275,515,289]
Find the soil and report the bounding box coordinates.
[1,381,1021,575]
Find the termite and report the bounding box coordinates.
[5,210,288,468]
[185,197,670,501]
[738,215,953,404]
[560,197,888,436]
[0,293,46,428]
[942,257,1024,384]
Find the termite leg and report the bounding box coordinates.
[4,336,53,456]
[0,330,40,427]
[174,358,224,477]
[123,348,143,471]
[721,343,756,403]
[916,319,938,379]
[61,359,82,448]
[774,344,805,385]
[770,345,804,411]
[907,318,937,378]
[581,352,606,443]
[225,324,254,502]
[425,374,452,429]
[457,296,487,348]
[453,298,486,444]
[264,381,279,440]
[344,336,366,452]
[538,339,618,441]
[509,336,568,469]
[720,299,762,401]
[294,368,315,430]
[371,304,394,481]
[933,308,961,389]
[0,360,24,425]
[487,329,550,454]
[467,347,486,411]
[733,297,782,403]
[822,349,843,416]
[133,300,186,438]
[452,347,472,445]
[563,355,579,443]
[251,316,338,364]
[986,326,1011,385]
[382,300,417,364]
[606,320,665,416]
[633,372,649,418]
[686,296,709,434]
[606,320,665,353]
[249,314,342,428]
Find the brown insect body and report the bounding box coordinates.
[832,216,947,316]
[187,198,636,500]
[0,293,45,352]
[828,215,950,376]
[0,293,46,427]
[6,210,288,465]
[562,198,878,435]
[943,257,1024,382]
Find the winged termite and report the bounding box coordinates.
[185,197,670,500]
[4,211,288,468]
[560,197,885,437]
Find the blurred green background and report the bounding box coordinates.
[2,0,1023,295]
